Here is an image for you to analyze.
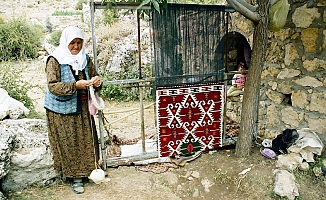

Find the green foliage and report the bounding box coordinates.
[75,0,88,10]
[100,70,136,101]
[270,191,286,199]
[270,191,303,200]
[0,18,42,61]
[101,84,127,101]
[103,9,118,25]
[178,0,225,4]
[100,69,153,102]
[102,0,225,14]
[0,63,34,113]
[45,16,53,32]
[52,10,83,16]
[48,30,62,46]
[308,157,324,170]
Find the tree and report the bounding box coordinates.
[226,0,271,157]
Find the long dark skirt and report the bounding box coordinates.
[46,100,100,179]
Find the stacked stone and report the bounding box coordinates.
[228,1,326,145]
[259,2,326,141]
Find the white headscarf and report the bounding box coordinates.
[51,26,87,75]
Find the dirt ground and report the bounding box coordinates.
[6,119,326,200]
[8,145,280,200]
[5,75,326,200]
[2,0,326,199]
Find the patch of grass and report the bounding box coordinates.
[270,191,303,200]
[293,167,326,200]
[7,195,29,200]
[308,157,324,169]
[213,168,232,184]
[186,188,196,197]
[270,191,287,199]
[8,187,58,200]
[157,176,169,187]
[52,10,83,16]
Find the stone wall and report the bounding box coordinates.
[261,0,326,139]
[228,0,326,140]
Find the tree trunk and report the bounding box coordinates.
[235,0,271,157]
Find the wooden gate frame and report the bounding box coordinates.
[91,1,161,168]
[90,1,237,168]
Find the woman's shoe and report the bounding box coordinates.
[70,181,84,194]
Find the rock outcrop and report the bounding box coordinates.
[0,119,57,193]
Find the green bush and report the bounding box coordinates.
[45,16,53,33]
[48,30,62,46]
[0,63,34,112]
[75,0,88,10]
[101,84,127,101]
[103,9,118,25]
[100,68,153,102]
[0,18,43,61]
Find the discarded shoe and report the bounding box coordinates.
[169,151,203,167]
[261,148,276,159]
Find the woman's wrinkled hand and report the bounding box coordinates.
[90,76,101,87]
[76,79,92,89]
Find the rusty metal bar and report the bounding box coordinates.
[95,2,151,10]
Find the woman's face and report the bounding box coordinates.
[68,38,83,55]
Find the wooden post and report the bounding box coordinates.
[90,0,107,170]
[137,10,146,153]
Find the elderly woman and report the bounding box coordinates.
[44,26,102,194]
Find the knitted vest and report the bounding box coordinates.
[44,56,89,114]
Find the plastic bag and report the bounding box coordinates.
[88,168,109,184]
[88,86,105,116]
[268,0,290,32]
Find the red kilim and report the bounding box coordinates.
[156,83,224,157]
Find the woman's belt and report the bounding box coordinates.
[81,94,88,100]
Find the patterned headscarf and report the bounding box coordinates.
[51,26,87,75]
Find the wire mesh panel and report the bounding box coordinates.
[151,4,227,87]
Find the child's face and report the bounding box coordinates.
[238,64,246,71]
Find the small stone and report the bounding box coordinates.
[191,171,200,178]
[299,162,309,171]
